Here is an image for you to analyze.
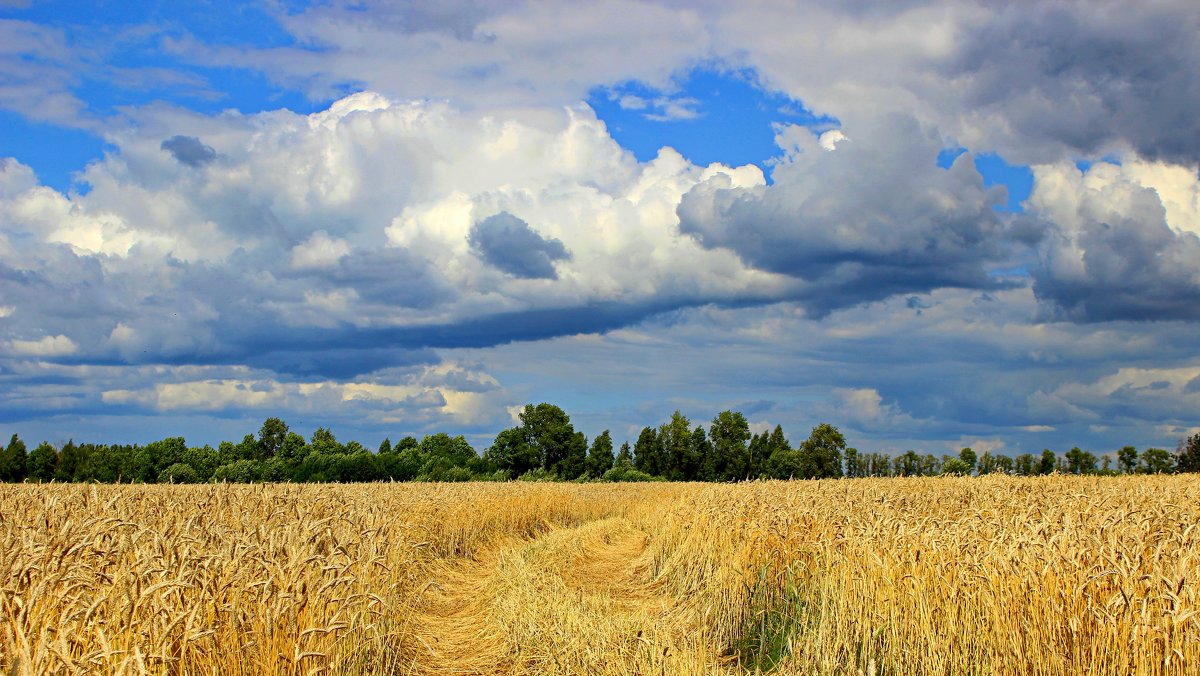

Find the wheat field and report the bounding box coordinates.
[2,476,1197,674]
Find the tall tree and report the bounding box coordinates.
[586,430,614,477]
[27,442,58,482]
[1014,453,1036,476]
[633,427,662,476]
[959,447,977,474]
[1141,448,1174,474]
[310,428,344,455]
[1176,434,1200,473]
[799,423,845,479]
[1065,447,1097,474]
[558,431,588,479]
[55,440,84,482]
[845,447,861,478]
[763,426,801,479]
[258,417,288,459]
[689,426,713,481]
[615,441,633,467]
[519,403,576,473]
[659,411,692,481]
[1117,446,1139,474]
[747,432,769,480]
[709,410,750,481]
[977,451,998,475]
[486,427,538,476]
[1,434,28,482]
[1038,449,1057,475]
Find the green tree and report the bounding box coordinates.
[977,451,998,475]
[83,444,133,483]
[213,459,260,483]
[181,445,221,482]
[615,441,633,467]
[1141,448,1174,474]
[586,430,615,477]
[799,423,845,479]
[27,442,58,482]
[958,447,977,474]
[920,453,940,476]
[258,418,288,459]
[633,426,662,476]
[1176,434,1200,473]
[659,411,693,480]
[1117,446,1139,474]
[941,458,972,476]
[485,426,539,476]
[1038,449,1057,475]
[234,433,262,462]
[895,451,921,477]
[1065,447,1097,474]
[845,447,861,478]
[708,410,750,481]
[557,431,588,479]
[279,432,308,461]
[377,437,393,455]
[995,454,1014,474]
[1014,453,1036,476]
[159,462,200,484]
[131,437,186,483]
[55,440,85,482]
[689,426,713,481]
[0,434,28,482]
[763,427,803,480]
[310,428,343,455]
[518,403,576,473]
[764,445,804,479]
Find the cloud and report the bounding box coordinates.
[1028,160,1200,321]
[944,1,1200,165]
[93,360,514,431]
[0,94,787,386]
[4,334,78,357]
[168,0,710,108]
[160,135,217,167]
[677,114,1016,315]
[468,211,570,279]
[290,230,350,269]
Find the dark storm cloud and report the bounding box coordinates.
[950,1,1200,164]
[468,211,570,279]
[677,115,1019,316]
[1031,191,1200,322]
[160,135,217,167]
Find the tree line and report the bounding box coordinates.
[1,403,1197,484]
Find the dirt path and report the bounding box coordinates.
[405,517,722,674]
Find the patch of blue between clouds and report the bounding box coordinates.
[0,0,321,191]
[938,147,1033,212]
[588,67,838,182]
[1075,155,1124,173]
[0,110,107,193]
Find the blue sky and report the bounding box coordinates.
[2,1,1198,457]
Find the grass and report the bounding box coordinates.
[2,476,1198,674]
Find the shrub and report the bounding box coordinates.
[158,462,200,484]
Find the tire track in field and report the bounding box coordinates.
[405,516,718,674]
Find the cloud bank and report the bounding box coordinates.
[0,0,1198,453]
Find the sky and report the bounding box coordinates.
[1,0,1199,458]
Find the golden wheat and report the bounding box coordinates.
[1,476,1196,674]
